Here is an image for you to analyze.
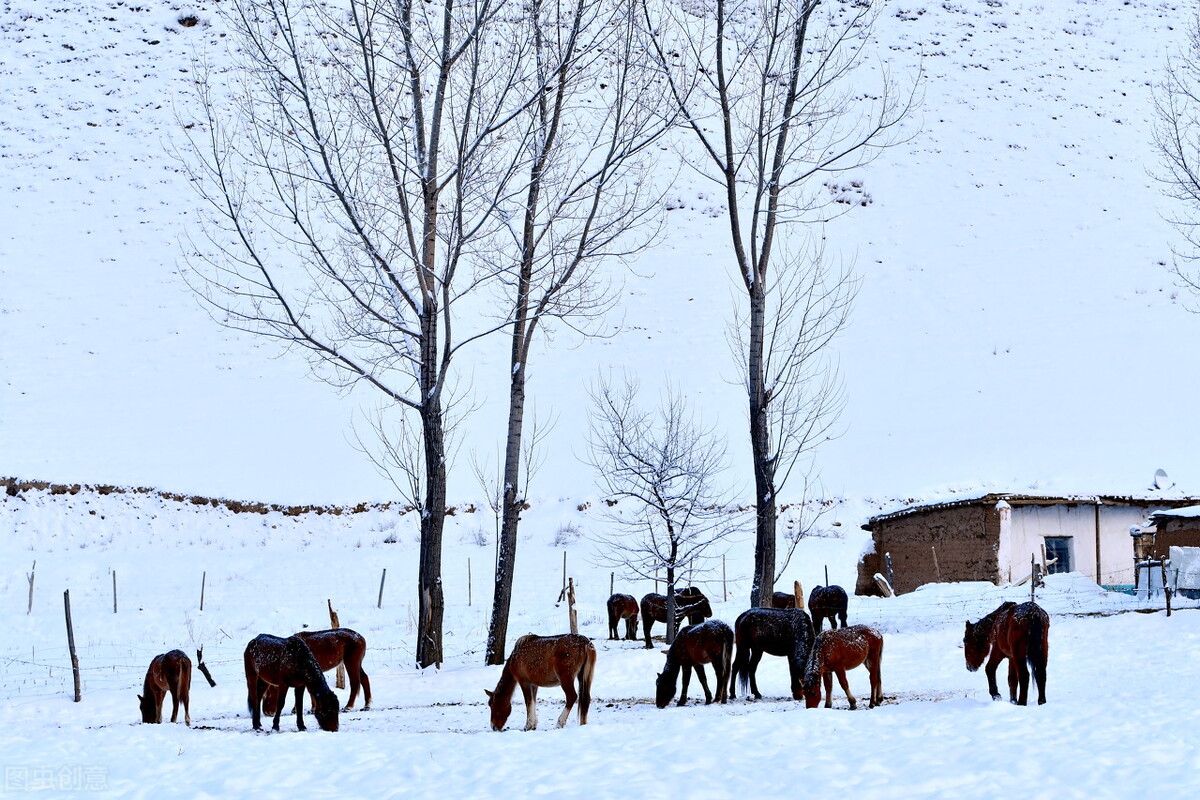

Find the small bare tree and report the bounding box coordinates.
[586,377,740,644]
[642,0,916,606]
[1156,9,1200,298]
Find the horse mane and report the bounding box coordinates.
[493,634,540,702]
[285,635,333,698]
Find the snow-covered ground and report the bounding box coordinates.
[2,487,1198,799]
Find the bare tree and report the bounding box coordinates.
[179,0,561,667]
[586,377,740,644]
[642,0,915,606]
[482,0,675,664]
[1156,9,1200,298]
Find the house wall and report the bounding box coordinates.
[987,503,1161,586]
[859,505,1001,595]
[1153,519,1200,554]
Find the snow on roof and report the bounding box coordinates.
[863,492,1200,530]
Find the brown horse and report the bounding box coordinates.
[486,633,597,731]
[261,628,372,715]
[729,607,815,701]
[808,585,849,632]
[770,592,799,609]
[138,650,192,725]
[964,601,1049,706]
[244,634,339,732]
[640,587,713,648]
[655,619,734,707]
[802,625,884,709]
[606,594,640,641]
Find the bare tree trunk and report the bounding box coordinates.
[748,282,775,607]
[487,353,527,665]
[418,319,447,668]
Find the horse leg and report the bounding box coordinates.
[522,684,539,731]
[626,616,638,641]
[1013,648,1030,706]
[168,684,180,723]
[269,682,286,731]
[748,650,764,699]
[695,664,714,705]
[557,675,578,728]
[359,667,372,711]
[678,664,692,706]
[869,652,882,708]
[822,670,833,708]
[838,610,847,629]
[984,652,1004,701]
[1033,654,1047,706]
[836,668,856,710]
[291,686,306,731]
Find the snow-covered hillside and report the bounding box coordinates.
[2,0,1197,507]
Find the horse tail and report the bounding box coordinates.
[1026,608,1048,672]
[577,641,597,725]
[721,626,735,699]
[732,624,749,696]
[606,598,617,635]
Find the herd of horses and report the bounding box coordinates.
[136,588,1051,733]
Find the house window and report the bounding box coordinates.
[1044,537,1072,574]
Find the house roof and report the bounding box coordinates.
[862,492,1200,531]
[1149,504,1200,522]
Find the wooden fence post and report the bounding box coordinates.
[200,571,206,612]
[722,556,727,603]
[27,561,35,614]
[377,568,387,609]
[328,599,346,689]
[64,590,81,702]
[112,570,118,614]
[468,558,473,607]
[567,578,578,634]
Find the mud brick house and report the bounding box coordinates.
[1143,506,1200,555]
[856,493,1200,596]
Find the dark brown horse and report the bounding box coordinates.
[138,649,192,725]
[655,619,734,707]
[607,594,640,641]
[486,633,597,731]
[640,587,713,648]
[808,585,848,632]
[261,628,372,715]
[729,607,815,701]
[964,601,1049,706]
[770,580,804,609]
[244,634,339,732]
[802,625,883,709]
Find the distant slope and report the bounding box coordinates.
[1,0,1194,505]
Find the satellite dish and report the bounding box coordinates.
[1152,468,1173,491]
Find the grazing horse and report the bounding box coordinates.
[138,650,192,725]
[770,592,799,609]
[964,601,1050,706]
[261,628,372,715]
[606,594,640,641]
[640,587,713,648]
[244,634,340,732]
[729,607,815,701]
[486,633,597,731]
[770,581,805,609]
[808,585,849,632]
[655,619,734,707]
[802,625,884,709]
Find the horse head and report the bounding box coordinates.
[137,693,158,724]
[311,686,340,732]
[963,619,989,672]
[485,688,510,731]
